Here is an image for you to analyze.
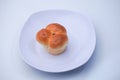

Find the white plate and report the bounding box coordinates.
[19,10,96,73]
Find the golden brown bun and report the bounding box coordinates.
[36,23,68,55]
[36,29,50,45]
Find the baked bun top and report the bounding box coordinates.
[36,29,50,45]
[36,23,68,48]
[46,23,67,34]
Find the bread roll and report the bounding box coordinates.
[36,23,68,55]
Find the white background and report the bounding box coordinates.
[0,0,120,80]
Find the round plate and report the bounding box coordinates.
[19,10,96,73]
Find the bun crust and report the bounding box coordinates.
[46,23,67,34]
[49,34,67,48]
[36,29,50,45]
[36,23,68,55]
